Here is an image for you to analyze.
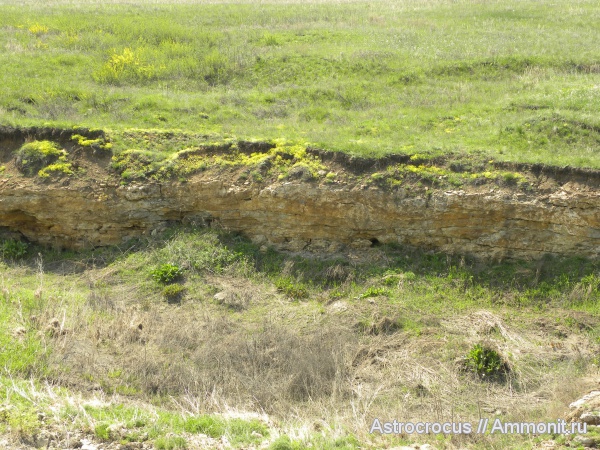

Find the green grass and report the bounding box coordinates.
[0,288,48,376]
[0,377,46,437]
[269,434,361,450]
[79,403,269,447]
[1,0,599,166]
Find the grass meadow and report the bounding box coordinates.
[0,0,600,166]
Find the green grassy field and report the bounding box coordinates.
[1,0,600,166]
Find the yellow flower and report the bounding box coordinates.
[28,24,49,35]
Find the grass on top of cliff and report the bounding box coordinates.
[0,228,599,449]
[1,0,600,168]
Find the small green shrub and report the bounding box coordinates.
[7,409,40,436]
[250,170,263,182]
[227,418,269,445]
[360,287,388,298]
[28,23,49,35]
[71,133,112,149]
[202,49,233,86]
[501,171,525,184]
[580,274,600,293]
[465,343,508,380]
[38,162,74,178]
[275,276,308,299]
[151,263,184,284]
[162,284,185,303]
[111,149,164,180]
[94,423,111,441]
[179,415,268,445]
[383,275,400,286]
[0,239,28,260]
[269,435,359,450]
[403,271,417,281]
[15,140,68,176]
[259,32,282,47]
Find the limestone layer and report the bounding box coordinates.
[0,177,598,260]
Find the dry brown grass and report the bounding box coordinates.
[28,269,595,449]
[43,275,356,420]
[3,234,598,448]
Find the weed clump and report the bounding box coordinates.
[151,263,183,284]
[269,436,303,450]
[28,23,49,35]
[0,239,28,260]
[71,133,112,150]
[275,276,308,299]
[111,149,163,180]
[162,284,185,303]
[360,286,388,298]
[93,423,111,441]
[465,343,509,381]
[94,48,156,85]
[38,162,74,178]
[154,436,187,450]
[15,140,69,176]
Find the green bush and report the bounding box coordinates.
[94,423,111,441]
[382,275,402,286]
[0,239,28,260]
[359,286,388,298]
[111,149,165,180]
[151,263,184,284]
[403,271,417,281]
[275,276,308,299]
[38,162,74,178]
[179,415,268,445]
[465,343,508,380]
[182,415,225,436]
[15,140,68,176]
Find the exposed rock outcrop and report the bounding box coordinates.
[0,128,599,260]
[1,175,598,260]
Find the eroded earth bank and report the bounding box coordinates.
[0,127,599,260]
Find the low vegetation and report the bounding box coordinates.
[0,239,27,260]
[14,140,69,176]
[0,229,598,448]
[151,263,184,284]
[464,343,509,382]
